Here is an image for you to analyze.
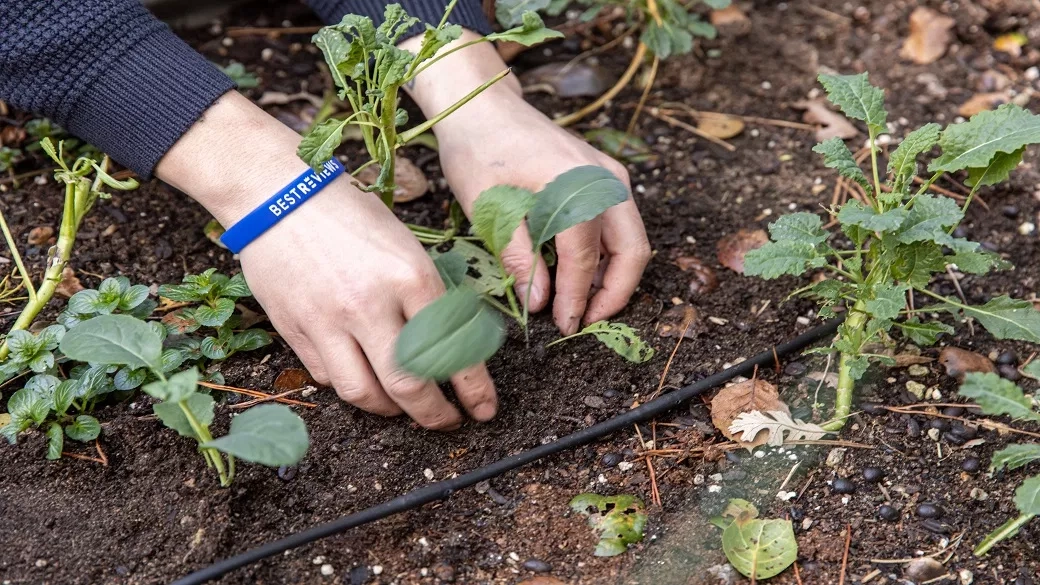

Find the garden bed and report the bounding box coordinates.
[2,0,1040,583]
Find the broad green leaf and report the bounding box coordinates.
[153,393,215,439]
[1023,361,1040,380]
[575,321,655,363]
[1014,476,1040,516]
[201,334,231,360]
[52,380,76,416]
[487,11,565,46]
[527,166,628,247]
[494,0,550,27]
[412,24,463,64]
[157,283,203,303]
[895,194,963,245]
[118,285,150,311]
[395,288,506,381]
[959,372,1040,422]
[6,330,38,358]
[716,499,797,579]
[569,494,647,557]
[929,104,1040,173]
[949,249,1009,275]
[943,296,1040,343]
[864,283,908,320]
[818,72,887,134]
[219,273,252,299]
[68,289,103,315]
[897,318,953,346]
[767,212,828,245]
[429,241,507,296]
[742,241,825,279]
[65,415,101,442]
[888,123,941,192]
[888,242,945,287]
[59,314,163,371]
[114,367,147,391]
[837,200,907,233]
[230,329,272,353]
[813,138,870,190]
[202,404,309,467]
[1,415,30,444]
[28,351,54,373]
[142,367,200,403]
[46,423,63,460]
[297,119,347,172]
[471,185,536,256]
[992,444,1040,472]
[195,298,236,328]
[432,250,468,289]
[966,147,1026,188]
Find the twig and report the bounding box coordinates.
[652,103,816,130]
[838,524,851,585]
[649,307,695,400]
[95,439,108,466]
[793,562,804,585]
[198,381,316,408]
[621,54,659,152]
[777,461,801,492]
[62,451,106,465]
[0,167,48,186]
[555,43,648,127]
[914,175,989,209]
[646,454,662,507]
[945,265,974,335]
[645,109,737,151]
[229,388,311,409]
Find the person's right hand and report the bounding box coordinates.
[155,91,497,429]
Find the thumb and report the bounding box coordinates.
[499,224,551,312]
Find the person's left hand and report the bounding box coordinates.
[400,32,652,336]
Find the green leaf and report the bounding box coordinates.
[818,72,888,134]
[118,284,150,311]
[813,138,870,190]
[943,296,1040,343]
[716,499,798,579]
[888,241,945,287]
[569,493,647,557]
[585,129,656,164]
[230,329,272,353]
[887,123,941,193]
[1014,476,1040,516]
[527,166,628,247]
[836,200,907,233]
[845,354,870,381]
[471,185,536,256]
[702,0,731,8]
[966,147,1026,188]
[895,194,963,245]
[59,314,163,371]
[432,250,468,290]
[157,283,203,303]
[218,272,252,299]
[68,289,104,315]
[487,11,565,46]
[1023,361,1040,381]
[202,404,309,467]
[376,4,420,45]
[153,393,215,439]
[142,367,200,403]
[65,415,101,442]
[897,318,953,346]
[46,423,63,460]
[494,0,550,28]
[574,321,655,363]
[929,104,1040,174]
[429,240,508,296]
[412,23,463,64]
[195,298,236,328]
[767,212,828,245]
[52,380,76,416]
[949,249,1009,275]
[992,444,1040,472]
[742,241,825,279]
[959,372,1040,422]
[200,335,230,360]
[396,288,505,381]
[864,283,908,320]
[298,119,347,172]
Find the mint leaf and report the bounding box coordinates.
[471,185,536,257]
[818,72,888,134]
[897,318,953,345]
[992,444,1040,472]
[959,372,1040,422]
[743,241,825,279]
[195,298,236,328]
[966,147,1026,187]
[940,296,1040,343]
[202,404,309,467]
[767,212,828,245]
[65,415,101,442]
[888,123,941,193]
[218,273,251,299]
[813,138,870,190]
[896,194,963,245]
[527,166,628,248]
[864,283,908,320]
[46,423,63,460]
[230,329,272,353]
[118,285,150,312]
[837,200,908,233]
[52,380,76,417]
[929,104,1040,173]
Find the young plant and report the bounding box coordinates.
[59,315,308,486]
[0,146,22,182]
[569,493,648,556]
[743,73,1040,431]
[710,499,797,580]
[0,139,138,362]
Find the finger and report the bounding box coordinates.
[274,326,330,387]
[449,363,498,422]
[552,222,602,335]
[500,224,550,311]
[584,200,652,324]
[315,335,402,416]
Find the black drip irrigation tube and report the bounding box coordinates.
[173,318,842,585]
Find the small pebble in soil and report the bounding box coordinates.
[1003,205,1020,218]
[943,432,967,446]
[997,351,1017,365]
[907,364,930,377]
[725,451,741,464]
[432,563,454,582]
[907,418,922,438]
[962,457,981,473]
[950,423,977,440]
[582,395,606,409]
[522,559,552,573]
[789,507,805,522]
[862,467,884,483]
[831,477,856,494]
[320,564,334,577]
[277,465,297,481]
[859,401,886,415]
[878,504,900,522]
[916,503,943,519]
[999,364,1022,381]
[929,419,950,432]
[601,453,622,468]
[941,406,965,417]
[784,361,806,376]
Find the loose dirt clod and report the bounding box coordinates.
[675,256,719,295]
[54,267,84,298]
[900,7,956,65]
[709,5,751,37]
[27,226,53,245]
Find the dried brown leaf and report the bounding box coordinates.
[675,256,719,295]
[711,379,790,449]
[716,229,768,274]
[696,114,745,139]
[710,5,751,37]
[900,7,955,65]
[27,226,54,246]
[656,304,699,339]
[274,369,317,392]
[939,347,996,381]
[794,99,859,142]
[957,92,1011,117]
[55,267,84,299]
[355,156,429,203]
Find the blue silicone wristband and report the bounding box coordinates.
[219,158,346,253]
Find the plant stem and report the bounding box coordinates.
[868,129,882,209]
[914,286,960,308]
[179,399,230,487]
[822,301,867,432]
[544,330,592,348]
[0,204,36,302]
[521,249,541,341]
[913,171,943,199]
[974,513,1034,556]
[555,42,648,127]
[397,69,512,145]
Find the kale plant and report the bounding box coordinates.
[743,73,1040,431]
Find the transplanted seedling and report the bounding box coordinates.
[569,493,648,556]
[710,499,797,580]
[743,72,1040,431]
[59,315,308,486]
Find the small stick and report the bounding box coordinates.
[884,405,1040,439]
[772,345,781,375]
[651,103,816,131]
[62,451,106,465]
[0,167,49,186]
[646,109,737,151]
[945,265,974,336]
[646,454,662,507]
[793,562,804,585]
[555,42,648,127]
[95,439,108,466]
[838,524,852,585]
[230,388,312,409]
[199,381,317,408]
[649,307,695,399]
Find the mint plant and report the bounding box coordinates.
[60,315,308,487]
[743,73,1040,431]
[0,146,22,182]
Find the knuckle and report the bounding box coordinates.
[633,239,653,263]
[334,383,370,405]
[384,371,429,400]
[604,160,630,185]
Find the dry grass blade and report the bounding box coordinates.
[555,43,649,127]
[198,381,317,408]
[646,109,737,151]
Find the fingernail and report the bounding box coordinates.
[473,401,497,421]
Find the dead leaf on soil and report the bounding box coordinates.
[891,353,934,367]
[656,304,699,339]
[957,91,1019,117]
[938,347,996,381]
[55,267,84,298]
[0,413,9,428]
[27,226,54,246]
[355,156,429,203]
[675,256,719,295]
[696,114,745,140]
[716,229,769,274]
[520,62,613,98]
[274,368,317,392]
[793,99,859,142]
[235,303,267,329]
[993,31,1028,57]
[900,7,956,65]
[904,557,946,583]
[710,5,751,37]
[711,379,790,450]
[517,578,567,585]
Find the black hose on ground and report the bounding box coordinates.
[172,318,842,585]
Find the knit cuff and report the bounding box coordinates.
[67,26,235,179]
[308,0,492,36]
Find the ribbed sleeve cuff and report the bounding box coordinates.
[308,0,492,36]
[68,27,235,179]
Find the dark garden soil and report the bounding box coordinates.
[2,0,1040,584]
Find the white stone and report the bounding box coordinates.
[708,485,722,493]
[312,556,325,565]
[423,468,434,480]
[320,564,334,576]
[1019,222,1036,235]
[372,566,383,575]
[617,461,634,471]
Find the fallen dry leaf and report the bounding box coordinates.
[904,557,946,582]
[712,379,790,449]
[0,413,10,428]
[55,267,84,298]
[716,229,769,274]
[517,578,567,585]
[656,304,699,339]
[892,353,934,367]
[710,4,751,37]
[696,114,745,139]
[957,92,1011,117]
[274,369,317,392]
[993,32,1028,57]
[900,7,956,65]
[520,62,613,98]
[235,303,267,329]
[794,99,859,142]
[939,347,996,381]
[27,226,54,246]
[355,156,429,203]
[675,256,719,295]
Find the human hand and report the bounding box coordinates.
[156,92,497,429]
[400,33,651,336]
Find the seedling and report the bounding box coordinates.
[744,73,1040,431]
[59,315,308,486]
[710,499,797,580]
[569,493,648,556]
[0,146,22,183]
